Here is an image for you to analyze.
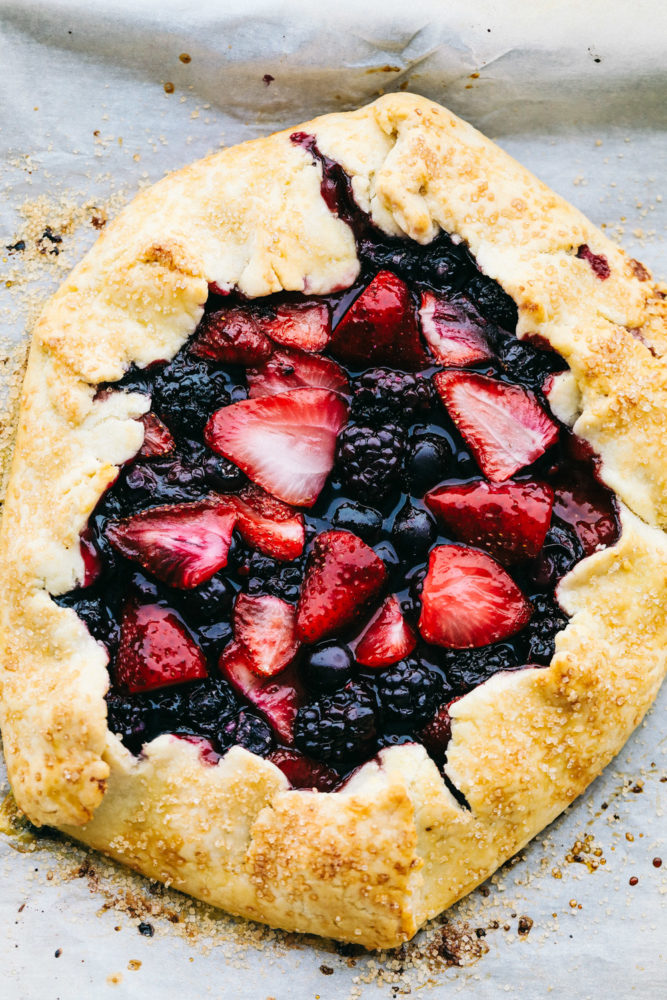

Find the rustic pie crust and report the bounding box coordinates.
[1,94,666,949]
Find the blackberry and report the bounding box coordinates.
[497,337,566,392]
[467,273,518,333]
[391,499,436,563]
[525,596,568,665]
[178,574,234,622]
[335,423,406,500]
[203,453,246,492]
[529,524,584,588]
[117,454,208,509]
[441,643,521,693]
[58,592,119,650]
[331,502,382,543]
[373,658,444,731]
[153,354,230,437]
[352,369,433,426]
[357,231,472,290]
[183,678,237,737]
[222,710,274,756]
[237,549,305,603]
[106,693,150,754]
[294,682,378,766]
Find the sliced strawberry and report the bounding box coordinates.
[267,748,339,791]
[425,479,554,565]
[263,301,331,352]
[434,371,559,481]
[552,474,619,556]
[139,412,175,458]
[220,484,305,560]
[116,602,207,693]
[296,530,387,644]
[106,499,237,589]
[233,593,300,678]
[418,544,532,648]
[190,306,273,364]
[205,388,348,507]
[330,270,429,371]
[247,347,349,399]
[419,290,494,367]
[219,642,303,743]
[352,595,417,667]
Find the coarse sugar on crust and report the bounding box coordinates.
[1,93,666,948]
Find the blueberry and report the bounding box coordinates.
[196,620,234,660]
[404,433,453,494]
[331,502,382,543]
[300,642,354,693]
[391,499,436,563]
[373,540,401,581]
[178,574,234,622]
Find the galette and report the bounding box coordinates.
[1,94,666,949]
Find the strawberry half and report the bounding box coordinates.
[263,301,331,352]
[352,594,417,667]
[267,748,339,791]
[219,642,303,743]
[139,412,175,458]
[296,529,388,644]
[220,484,305,560]
[418,544,532,648]
[247,347,349,399]
[116,602,207,693]
[205,388,348,507]
[330,270,429,371]
[434,371,559,481]
[552,475,619,556]
[425,479,554,565]
[419,290,494,367]
[190,306,273,364]
[106,499,238,589]
[233,593,300,678]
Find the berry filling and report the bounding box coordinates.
[55,141,621,787]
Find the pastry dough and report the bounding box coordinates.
[1,94,666,949]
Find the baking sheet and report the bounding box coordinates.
[1,2,666,997]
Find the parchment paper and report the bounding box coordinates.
[1,3,665,998]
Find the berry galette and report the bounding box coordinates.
[1,94,667,949]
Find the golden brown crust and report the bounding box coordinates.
[1,93,666,948]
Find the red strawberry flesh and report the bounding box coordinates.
[219,642,303,743]
[139,412,176,458]
[205,388,348,507]
[419,290,494,367]
[268,748,339,791]
[233,593,300,677]
[218,484,305,560]
[434,371,559,481]
[190,307,274,364]
[263,301,331,352]
[116,602,207,693]
[418,544,532,648]
[353,594,417,667]
[296,529,388,644]
[330,270,429,371]
[247,347,349,399]
[106,499,237,589]
[425,479,554,565]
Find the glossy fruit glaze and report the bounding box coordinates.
[54,135,620,791]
